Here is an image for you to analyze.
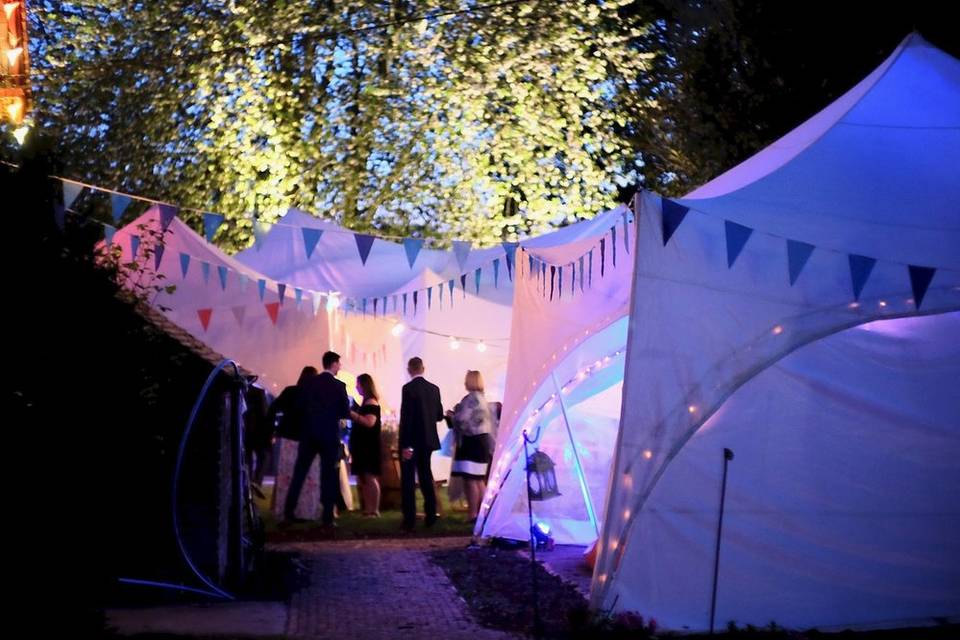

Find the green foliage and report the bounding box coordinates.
[97,221,177,310]
[28,1,658,250]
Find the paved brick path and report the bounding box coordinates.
[277,537,519,640]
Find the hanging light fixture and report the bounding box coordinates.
[1,1,30,127]
[476,340,487,352]
[390,322,406,337]
[449,336,461,350]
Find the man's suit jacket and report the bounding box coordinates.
[296,371,350,447]
[399,376,444,452]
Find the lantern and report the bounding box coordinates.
[526,450,560,501]
[1,1,29,126]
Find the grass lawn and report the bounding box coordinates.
[255,479,476,541]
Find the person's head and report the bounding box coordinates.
[464,370,485,393]
[297,366,318,385]
[322,351,342,374]
[356,373,379,401]
[407,357,424,377]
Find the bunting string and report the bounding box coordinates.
[651,190,960,311]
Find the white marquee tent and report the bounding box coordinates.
[479,33,960,631]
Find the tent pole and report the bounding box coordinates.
[709,447,735,633]
[551,373,600,537]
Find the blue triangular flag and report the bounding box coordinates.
[104,224,117,246]
[403,293,408,316]
[570,263,575,296]
[502,242,519,280]
[528,255,535,276]
[908,265,936,310]
[725,221,754,268]
[277,283,287,306]
[153,244,165,270]
[302,227,324,259]
[600,238,606,277]
[201,261,211,284]
[392,295,398,313]
[413,290,419,315]
[158,204,177,230]
[62,181,84,209]
[439,284,445,308]
[849,255,877,301]
[179,253,190,278]
[589,250,594,287]
[453,241,472,271]
[549,266,556,300]
[541,263,547,294]
[786,240,815,285]
[355,234,375,265]
[460,273,467,297]
[448,279,456,304]
[295,288,303,308]
[475,268,482,294]
[493,258,500,288]
[204,213,225,243]
[373,297,379,316]
[579,256,585,292]
[218,266,229,291]
[130,235,141,258]
[111,194,132,223]
[362,298,368,315]
[611,226,617,267]
[427,287,433,309]
[403,238,424,268]
[257,278,267,301]
[558,266,563,298]
[661,198,689,245]
[623,211,630,254]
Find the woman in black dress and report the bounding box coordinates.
[349,373,382,516]
[447,370,496,522]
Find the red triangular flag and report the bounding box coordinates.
[265,302,280,325]
[197,308,213,332]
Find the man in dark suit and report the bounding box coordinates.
[399,357,444,531]
[284,352,350,527]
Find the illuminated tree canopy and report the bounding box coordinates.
[28,0,656,250]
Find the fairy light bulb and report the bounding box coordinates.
[6,47,23,67]
[476,341,487,352]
